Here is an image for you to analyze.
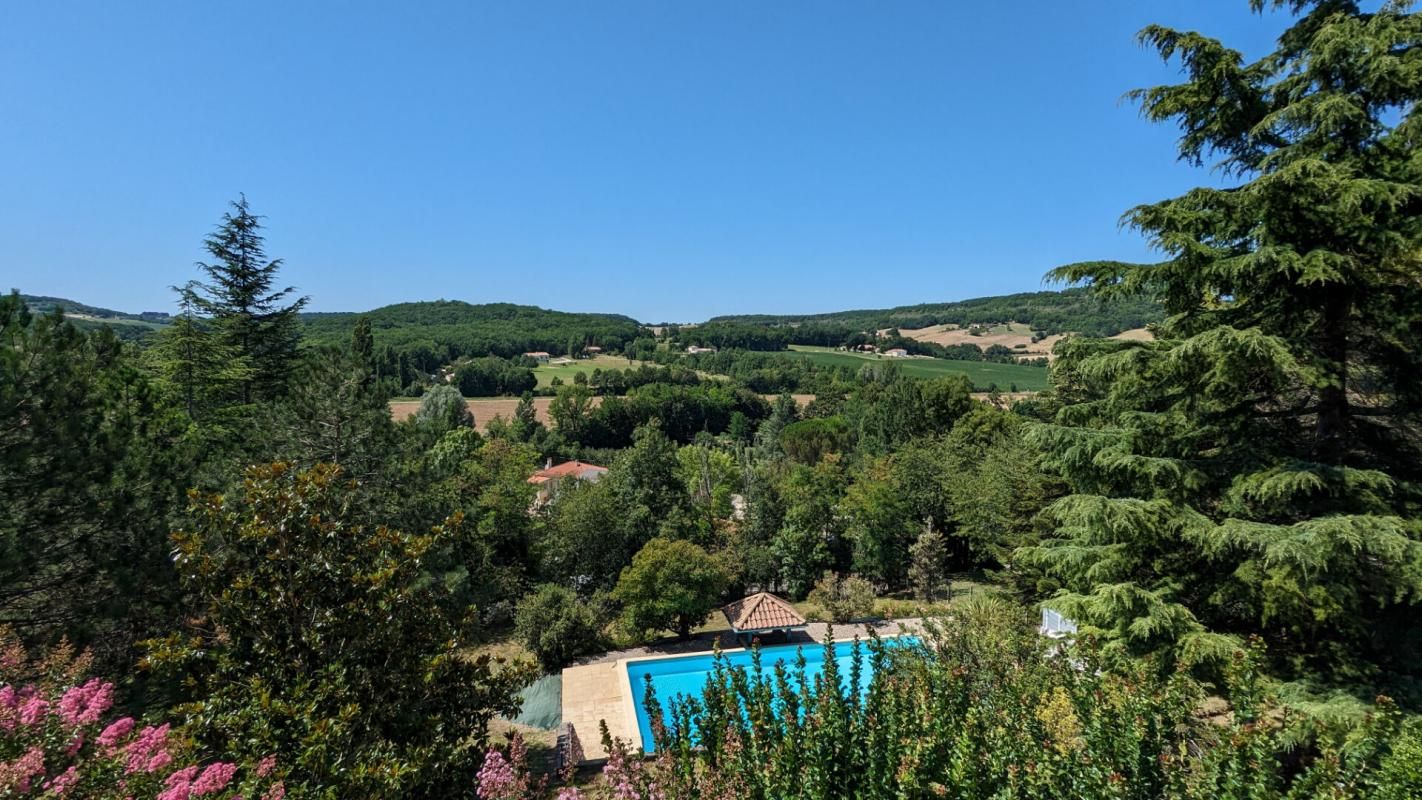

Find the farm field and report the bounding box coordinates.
[898,322,1152,362]
[531,353,647,387]
[775,345,1050,392]
[897,321,1062,360]
[389,393,815,432]
[390,396,577,431]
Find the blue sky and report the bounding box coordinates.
[1,2,1289,322]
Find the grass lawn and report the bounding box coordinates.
[532,354,647,388]
[774,345,1049,392]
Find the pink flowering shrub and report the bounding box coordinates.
[472,725,679,800]
[0,626,283,799]
[475,732,546,800]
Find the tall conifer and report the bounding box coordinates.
[1022,0,1422,699]
[183,195,308,406]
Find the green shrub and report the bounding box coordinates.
[515,584,606,669]
[807,571,876,623]
[642,602,1422,800]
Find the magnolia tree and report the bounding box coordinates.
[0,628,283,799]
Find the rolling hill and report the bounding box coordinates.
[17,293,172,341]
[707,287,1161,338]
[299,300,647,369]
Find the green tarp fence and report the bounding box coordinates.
[511,673,562,730]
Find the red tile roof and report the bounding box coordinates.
[722,592,806,632]
[527,460,608,485]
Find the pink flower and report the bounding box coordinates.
[123,723,172,774]
[0,685,16,731]
[18,694,49,725]
[157,765,199,800]
[261,782,285,800]
[556,789,585,800]
[45,766,80,796]
[0,746,45,793]
[190,762,237,795]
[476,750,516,799]
[98,717,136,748]
[146,750,174,774]
[66,732,85,756]
[255,755,277,778]
[57,679,115,726]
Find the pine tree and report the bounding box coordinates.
[184,195,308,406]
[1022,0,1422,696]
[1,292,192,668]
[152,283,248,422]
[909,521,948,602]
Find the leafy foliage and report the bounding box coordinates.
[147,463,536,799]
[806,572,876,623]
[515,585,607,670]
[643,609,1422,800]
[301,301,643,372]
[0,627,285,799]
[612,538,729,640]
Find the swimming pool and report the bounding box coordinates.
[621,636,915,752]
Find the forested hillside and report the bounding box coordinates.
[300,301,645,371]
[19,293,172,341]
[707,285,1162,337]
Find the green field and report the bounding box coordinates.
[531,354,645,387]
[774,346,1049,391]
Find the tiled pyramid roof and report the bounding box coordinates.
[722,592,806,632]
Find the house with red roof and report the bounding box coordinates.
[527,459,609,506]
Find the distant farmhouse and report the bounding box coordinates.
[527,459,608,506]
[524,351,551,362]
[687,345,717,354]
[884,347,908,358]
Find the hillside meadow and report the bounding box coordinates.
[774,345,1051,391]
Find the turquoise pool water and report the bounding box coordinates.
[624,636,915,752]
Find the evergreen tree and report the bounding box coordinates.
[909,522,948,601]
[180,195,308,406]
[754,392,800,454]
[261,345,397,482]
[1,293,192,667]
[1023,0,1422,700]
[151,284,248,423]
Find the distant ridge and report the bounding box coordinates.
[13,286,1161,345]
[707,287,1161,338]
[299,299,646,363]
[15,293,172,341]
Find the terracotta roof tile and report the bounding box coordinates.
[527,460,608,484]
[722,592,806,631]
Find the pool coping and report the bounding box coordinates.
[615,632,915,752]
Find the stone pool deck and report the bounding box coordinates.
[560,618,923,761]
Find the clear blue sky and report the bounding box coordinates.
[2,1,1289,322]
